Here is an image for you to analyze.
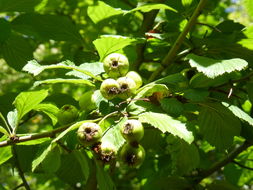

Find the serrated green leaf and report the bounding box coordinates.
[34,79,95,87]
[87,1,125,23]
[23,60,101,81]
[160,98,184,116]
[22,60,44,76]
[135,84,169,99]
[93,35,142,61]
[14,90,48,121]
[66,62,104,80]
[139,112,194,144]
[130,3,177,13]
[12,13,83,43]
[199,102,241,150]
[222,102,253,127]
[0,146,12,165]
[34,103,59,125]
[101,117,127,151]
[0,0,42,12]
[96,161,116,190]
[187,54,248,78]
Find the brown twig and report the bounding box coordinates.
[148,0,208,82]
[232,160,253,171]
[0,125,70,148]
[193,141,252,184]
[12,145,31,190]
[134,10,160,71]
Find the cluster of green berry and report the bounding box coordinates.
[76,119,145,167]
[100,53,142,100]
[56,53,145,167]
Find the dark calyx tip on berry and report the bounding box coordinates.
[123,123,133,134]
[108,87,119,95]
[111,60,118,67]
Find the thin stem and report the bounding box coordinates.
[232,160,253,171]
[215,71,253,89]
[98,111,119,126]
[0,125,70,147]
[12,145,31,190]
[196,22,222,33]
[12,183,25,190]
[193,141,252,184]
[148,0,208,82]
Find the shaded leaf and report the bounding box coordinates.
[0,0,42,12]
[183,88,209,101]
[0,18,11,42]
[2,34,33,71]
[96,161,116,190]
[32,144,52,172]
[168,136,199,174]
[12,13,82,43]
[199,102,241,150]
[56,151,89,187]
[160,98,184,116]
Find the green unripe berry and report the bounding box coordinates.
[103,53,129,78]
[99,141,116,164]
[77,122,102,147]
[126,71,143,89]
[120,143,145,168]
[121,120,144,143]
[57,104,78,125]
[79,90,99,112]
[117,77,136,99]
[100,79,120,100]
